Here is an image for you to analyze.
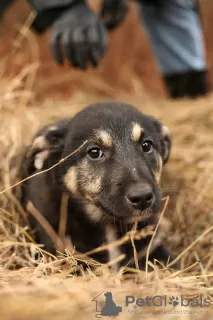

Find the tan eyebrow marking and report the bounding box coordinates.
[95,129,113,147]
[131,122,144,142]
[80,160,102,194]
[48,125,58,131]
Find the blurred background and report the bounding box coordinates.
[1,0,213,102]
[1,3,213,318]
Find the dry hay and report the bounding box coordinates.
[1,22,213,320]
[1,88,213,319]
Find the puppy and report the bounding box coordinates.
[21,101,173,270]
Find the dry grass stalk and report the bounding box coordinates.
[130,222,139,270]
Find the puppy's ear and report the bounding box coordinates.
[24,119,70,175]
[151,118,172,165]
[160,125,172,165]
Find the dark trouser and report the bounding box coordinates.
[163,69,209,99]
[138,0,209,99]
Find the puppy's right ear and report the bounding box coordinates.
[160,125,172,165]
[24,119,70,175]
[151,117,172,165]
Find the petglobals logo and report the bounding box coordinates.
[125,295,212,308]
[92,292,212,318]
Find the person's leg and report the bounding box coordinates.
[137,0,209,98]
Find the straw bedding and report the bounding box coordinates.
[1,88,213,319]
[1,8,213,316]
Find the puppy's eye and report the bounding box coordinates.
[142,140,153,153]
[87,147,104,160]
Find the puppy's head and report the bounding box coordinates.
[61,102,171,224]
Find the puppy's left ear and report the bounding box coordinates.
[160,124,172,165]
[151,118,172,165]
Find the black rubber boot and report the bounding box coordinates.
[163,70,209,99]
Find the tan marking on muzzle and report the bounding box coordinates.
[95,129,113,147]
[64,167,78,195]
[131,122,144,142]
[87,176,102,194]
[80,161,102,195]
[83,202,102,222]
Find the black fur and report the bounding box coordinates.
[21,101,175,269]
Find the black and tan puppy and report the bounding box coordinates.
[21,101,173,269]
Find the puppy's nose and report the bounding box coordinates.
[126,185,154,210]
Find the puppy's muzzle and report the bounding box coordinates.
[125,184,154,211]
